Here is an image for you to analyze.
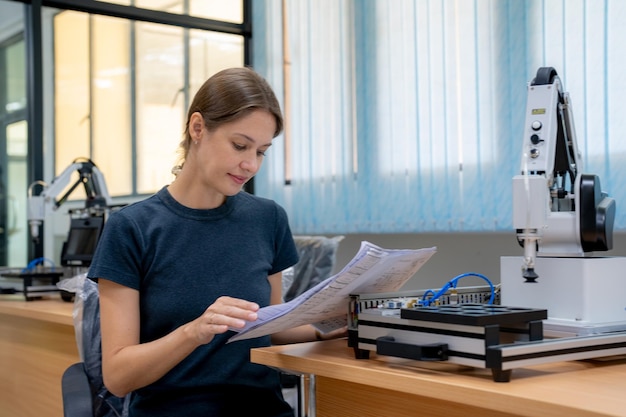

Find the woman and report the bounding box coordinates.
[89,67,330,416]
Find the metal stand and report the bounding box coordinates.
[307,374,316,417]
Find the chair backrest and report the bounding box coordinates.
[282,235,343,302]
[62,362,94,417]
[81,278,129,417]
[61,274,128,417]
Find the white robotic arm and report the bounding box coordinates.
[513,67,615,280]
[27,158,113,243]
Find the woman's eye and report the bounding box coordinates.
[233,143,246,151]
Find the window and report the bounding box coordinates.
[50,3,245,199]
[253,0,626,234]
[0,0,249,263]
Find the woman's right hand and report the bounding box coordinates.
[186,296,260,344]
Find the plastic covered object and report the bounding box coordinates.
[282,235,344,302]
[57,274,129,417]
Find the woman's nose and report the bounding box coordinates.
[240,153,260,173]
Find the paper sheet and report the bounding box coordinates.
[228,241,436,342]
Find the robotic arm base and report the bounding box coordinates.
[579,174,616,253]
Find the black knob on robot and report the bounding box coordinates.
[530,134,541,145]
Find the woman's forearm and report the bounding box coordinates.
[102,323,200,397]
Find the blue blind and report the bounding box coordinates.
[252,0,626,234]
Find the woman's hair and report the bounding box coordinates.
[173,67,283,173]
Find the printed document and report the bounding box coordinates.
[228,241,436,342]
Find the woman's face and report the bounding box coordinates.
[190,109,276,200]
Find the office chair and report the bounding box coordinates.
[61,235,342,417]
[61,363,94,417]
[60,275,128,417]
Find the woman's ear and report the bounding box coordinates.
[189,112,204,139]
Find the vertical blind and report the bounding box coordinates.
[252,0,626,235]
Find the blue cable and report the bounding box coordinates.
[420,272,495,307]
[21,257,56,274]
[421,289,436,301]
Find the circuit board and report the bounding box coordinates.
[400,303,547,326]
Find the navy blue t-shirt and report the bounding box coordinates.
[88,187,298,417]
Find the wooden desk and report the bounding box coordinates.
[0,296,78,417]
[252,338,626,417]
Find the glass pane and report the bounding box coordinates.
[54,11,91,190]
[92,15,132,195]
[189,0,243,23]
[135,0,183,14]
[6,120,28,267]
[135,22,184,194]
[5,41,26,113]
[118,0,243,22]
[0,0,26,268]
[189,30,244,95]
[54,11,132,197]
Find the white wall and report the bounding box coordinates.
[332,232,626,292]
